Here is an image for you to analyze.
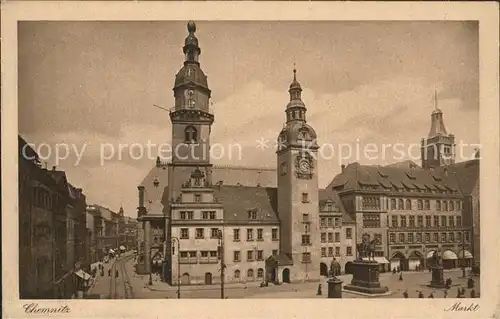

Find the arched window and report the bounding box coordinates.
[405,199,412,210]
[257,268,264,279]
[184,126,198,143]
[247,269,254,278]
[234,270,240,279]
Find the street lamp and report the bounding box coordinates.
[171,237,181,299]
[217,230,225,299]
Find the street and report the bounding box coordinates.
[95,257,479,299]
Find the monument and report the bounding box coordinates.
[343,233,389,295]
[428,251,447,288]
[326,258,343,298]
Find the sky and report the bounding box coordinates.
[18,21,479,217]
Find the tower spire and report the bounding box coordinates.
[434,89,438,110]
[183,21,201,64]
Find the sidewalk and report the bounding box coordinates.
[86,258,117,298]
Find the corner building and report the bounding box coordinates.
[137,21,340,285]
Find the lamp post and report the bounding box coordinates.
[171,237,181,299]
[217,230,225,299]
[148,247,153,285]
[461,230,467,278]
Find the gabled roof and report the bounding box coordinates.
[327,161,461,194]
[213,185,279,223]
[438,159,480,195]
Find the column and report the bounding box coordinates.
[144,220,151,273]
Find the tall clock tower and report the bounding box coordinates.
[276,68,321,282]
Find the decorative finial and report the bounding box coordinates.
[187,21,196,34]
[293,63,297,81]
[434,89,438,110]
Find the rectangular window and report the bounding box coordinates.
[247,250,254,261]
[210,251,218,258]
[441,233,446,242]
[272,249,278,256]
[465,231,470,242]
[334,232,340,243]
[187,211,193,219]
[392,216,398,228]
[194,194,201,202]
[188,251,196,258]
[389,233,395,243]
[302,193,309,203]
[233,229,240,241]
[180,252,188,258]
[195,228,204,239]
[180,211,187,220]
[425,233,430,242]
[409,216,415,227]
[201,251,209,258]
[449,232,455,242]
[400,216,407,227]
[346,246,353,256]
[456,216,462,226]
[416,233,422,243]
[202,211,209,220]
[327,218,333,227]
[399,233,405,243]
[302,252,311,263]
[345,228,352,239]
[321,247,326,257]
[426,216,431,227]
[233,251,240,262]
[433,233,439,242]
[209,211,216,220]
[303,214,310,223]
[448,216,454,227]
[247,229,253,241]
[433,216,439,227]
[335,218,341,228]
[180,228,189,239]
[328,247,333,257]
[320,218,326,227]
[408,233,413,243]
[424,200,430,210]
[335,247,340,257]
[257,250,264,260]
[320,232,326,243]
[272,228,278,240]
[441,216,447,227]
[417,216,423,227]
[457,232,462,242]
[211,228,219,239]
[301,235,311,245]
[248,211,257,220]
[257,228,263,240]
[328,233,333,243]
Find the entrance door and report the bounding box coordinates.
[282,268,290,283]
[181,273,190,285]
[205,272,212,285]
[320,263,328,277]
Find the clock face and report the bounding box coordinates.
[299,159,310,173]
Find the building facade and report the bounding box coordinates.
[137,21,356,285]
[19,136,89,299]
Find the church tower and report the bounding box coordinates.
[421,91,455,169]
[276,68,321,282]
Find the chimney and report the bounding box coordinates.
[138,186,145,207]
[341,164,346,173]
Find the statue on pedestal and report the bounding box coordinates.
[356,233,377,261]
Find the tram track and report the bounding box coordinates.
[109,254,135,299]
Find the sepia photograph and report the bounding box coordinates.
[2,1,499,318]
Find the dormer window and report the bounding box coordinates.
[185,126,198,143]
[248,210,257,220]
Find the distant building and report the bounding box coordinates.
[86,204,120,260]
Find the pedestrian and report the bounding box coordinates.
[444,289,448,298]
[317,284,322,296]
[418,291,424,298]
[470,289,476,298]
[428,292,434,298]
[399,273,403,281]
[108,269,111,276]
[403,290,409,298]
[115,270,119,278]
[456,288,461,298]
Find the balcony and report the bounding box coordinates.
[199,257,219,264]
[169,106,214,116]
[179,257,198,264]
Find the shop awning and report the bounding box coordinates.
[426,251,436,258]
[109,249,115,253]
[75,269,92,281]
[442,251,458,260]
[458,250,473,259]
[120,246,126,250]
[362,257,390,264]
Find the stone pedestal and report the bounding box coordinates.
[343,260,389,295]
[327,278,343,298]
[428,266,446,288]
